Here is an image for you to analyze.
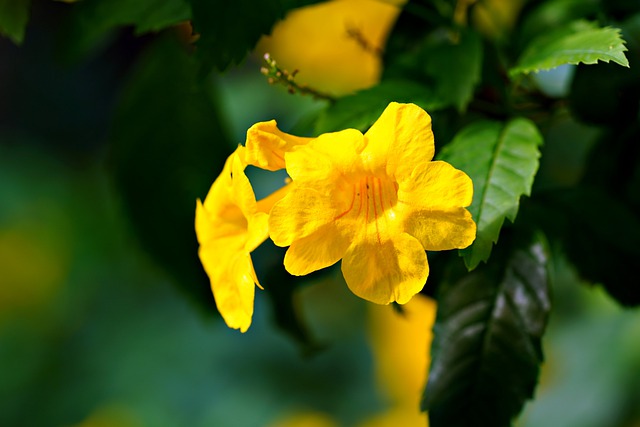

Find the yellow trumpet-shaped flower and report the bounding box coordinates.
[269,102,476,305]
[195,146,286,332]
[195,120,308,332]
[243,120,313,172]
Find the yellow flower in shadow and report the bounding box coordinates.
[256,0,405,96]
[196,122,310,332]
[196,146,266,332]
[269,102,476,305]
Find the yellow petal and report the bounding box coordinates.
[245,211,269,253]
[396,160,476,250]
[397,160,473,209]
[244,121,312,171]
[195,198,245,247]
[269,187,339,246]
[285,128,365,187]
[341,232,428,304]
[403,208,476,251]
[363,102,435,178]
[195,147,270,332]
[283,223,352,275]
[230,147,261,220]
[207,248,257,333]
[256,182,292,214]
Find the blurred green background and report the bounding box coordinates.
[2,1,640,426]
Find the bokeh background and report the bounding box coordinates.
[2,1,640,426]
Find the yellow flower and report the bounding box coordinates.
[195,120,307,332]
[195,145,285,332]
[269,102,476,305]
[243,120,313,172]
[256,0,405,96]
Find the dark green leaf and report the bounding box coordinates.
[0,0,30,44]
[314,80,444,134]
[254,241,324,355]
[530,188,640,306]
[438,119,543,270]
[510,20,629,76]
[422,234,551,427]
[516,0,600,49]
[188,0,319,72]
[568,14,640,126]
[110,35,230,313]
[424,29,483,112]
[62,0,191,61]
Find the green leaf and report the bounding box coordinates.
[438,119,543,270]
[188,0,319,72]
[424,29,483,112]
[110,35,230,313]
[516,0,600,48]
[511,20,629,76]
[0,0,30,44]
[314,80,444,134]
[62,0,191,61]
[530,188,640,306]
[568,14,640,126]
[255,242,324,355]
[422,234,551,427]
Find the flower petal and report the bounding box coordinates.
[362,102,435,178]
[341,232,428,304]
[397,160,474,209]
[285,129,365,188]
[206,248,258,333]
[256,182,291,214]
[284,222,352,275]
[269,187,337,246]
[403,207,476,251]
[244,120,312,171]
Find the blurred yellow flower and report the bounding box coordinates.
[472,0,525,40]
[69,403,141,427]
[0,225,70,321]
[269,102,476,305]
[364,294,436,426]
[270,294,437,427]
[195,146,286,332]
[256,0,405,96]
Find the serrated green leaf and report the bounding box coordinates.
[314,80,444,134]
[62,0,191,61]
[0,0,30,44]
[188,0,319,72]
[511,20,629,76]
[517,0,600,48]
[425,29,483,112]
[110,35,230,314]
[438,119,543,270]
[422,234,551,427]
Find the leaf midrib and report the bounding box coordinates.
[474,124,508,238]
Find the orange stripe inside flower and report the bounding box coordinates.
[334,176,400,246]
[269,102,476,305]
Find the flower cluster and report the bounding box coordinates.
[195,103,476,332]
